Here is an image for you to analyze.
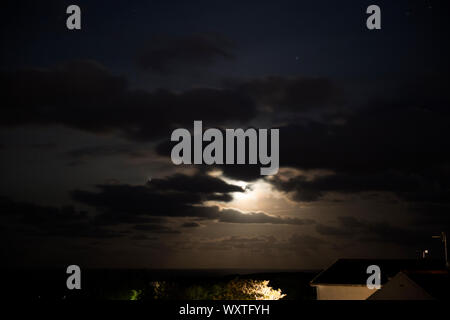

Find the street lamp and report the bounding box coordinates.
[432,232,448,268]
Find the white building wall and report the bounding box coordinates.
[315,285,378,300]
[368,272,434,300]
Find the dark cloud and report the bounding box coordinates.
[69,173,233,217]
[0,196,86,225]
[1,60,126,129]
[271,74,450,173]
[40,221,123,239]
[71,173,242,219]
[409,203,450,229]
[197,234,327,255]
[72,183,202,217]
[0,60,256,141]
[181,222,201,228]
[272,170,450,204]
[217,165,264,182]
[216,208,314,225]
[0,195,182,239]
[315,223,354,237]
[287,234,327,250]
[71,173,312,225]
[315,216,430,247]
[66,144,150,160]
[137,34,235,74]
[195,235,266,251]
[155,136,273,182]
[92,212,166,227]
[226,75,344,112]
[133,224,180,234]
[154,74,450,185]
[148,173,243,194]
[1,0,449,270]
[278,113,449,174]
[130,234,158,241]
[65,144,152,167]
[27,143,58,149]
[0,196,121,239]
[188,205,314,225]
[265,73,450,210]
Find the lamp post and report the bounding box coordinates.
[432,232,448,268]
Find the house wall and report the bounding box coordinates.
[315,285,378,300]
[368,272,434,300]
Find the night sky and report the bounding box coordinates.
[1,0,449,269]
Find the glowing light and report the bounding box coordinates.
[129,289,142,300]
[206,170,300,214]
[241,280,286,300]
[226,179,281,211]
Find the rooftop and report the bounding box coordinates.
[310,259,446,286]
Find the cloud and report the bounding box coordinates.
[409,203,450,229]
[315,216,429,247]
[92,212,166,226]
[148,173,244,194]
[2,59,449,250]
[315,223,354,237]
[71,173,313,225]
[216,165,265,182]
[287,233,327,250]
[197,234,327,255]
[155,137,266,182]
[265,73,450,208]
[0,173,314,244]
[216,208,314,225]
[130,234,159,241]
[137,34,235,74]
[270,73,450,174]
[181,222,201,228]
[226,75,344,112]
[0,195,183,239]
[133,224,180,234]
[0,196,121,239]
[0,60,256,141]
[271,170,450,203]
[70,173,244,218]
[0,196,85,224]
[70,173,232,218]
[65,144,150,160]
